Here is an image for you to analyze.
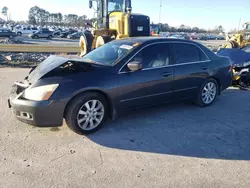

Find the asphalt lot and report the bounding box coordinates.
[0,68,250,188]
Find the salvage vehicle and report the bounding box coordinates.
[16,27,38,36]
[0,28,17,38]
[217,47,250,90]
[8,37,233,134]
[28,30,54,39]
[60,29,78,38]
[79,0,151,56]
[67,32,82,40]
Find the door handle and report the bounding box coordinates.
[201,65,210,70]
[162,72,172,77]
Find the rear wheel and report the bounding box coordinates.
[34,35,39,39]
[65,93,108,134]
[195,78,219,107]
[17,32,22,36]
[47,35,52,40]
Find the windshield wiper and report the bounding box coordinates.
[82,58,111,66]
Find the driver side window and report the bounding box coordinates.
[122,43,170,72]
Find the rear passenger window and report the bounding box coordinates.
[172,43,208,64]
[200,50,209,61]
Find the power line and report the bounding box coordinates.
[159,0,162,23]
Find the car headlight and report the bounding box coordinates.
[23,84,59,101]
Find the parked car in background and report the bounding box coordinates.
[197,35,208,40]
[59,30,78,38]
[167,34,186,39]
[189,35,197,40]
[16,27,38,36]
[67,32,82,39]
[8,37,232,134]
[53,30,62,37]
[216,35,225,40]
[28,30,53,39]
[207,35,217,40]
[0,28,17,38]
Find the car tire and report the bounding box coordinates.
[34,35,39,39]
[17,32,22,36]
[194,78,219,107]
[47,35,52,40]
[9,35,14,39]
[65,92,108,134]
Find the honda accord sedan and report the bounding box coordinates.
[8,37,233,134]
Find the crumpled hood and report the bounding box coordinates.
[28,55,89,83]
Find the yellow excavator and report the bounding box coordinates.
[224,22,250,49]
[79,0,151,56]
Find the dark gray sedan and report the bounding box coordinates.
[0,28,17,38]
[8,37,233,134]
[67,32,82,39]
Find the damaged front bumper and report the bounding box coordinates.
[8,82,68,127]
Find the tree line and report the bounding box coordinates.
[28,6,92,27]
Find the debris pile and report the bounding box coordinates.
[0,52,55,67]
[1,53,50,62]
[0,38,31,44]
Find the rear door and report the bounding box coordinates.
[170,42,210,100]
[2,29,10,37]
[117,42,174,109]
[22,28,27,34]
[40,31,47,38]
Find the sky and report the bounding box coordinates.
[1,0,250,32]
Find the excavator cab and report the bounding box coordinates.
[80,0,150,56]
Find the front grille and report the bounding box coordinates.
[12,80,30,95]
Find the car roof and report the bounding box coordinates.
[112,36,217,60]
[113,36,202,46]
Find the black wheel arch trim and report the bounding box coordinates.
[63,87,116,120]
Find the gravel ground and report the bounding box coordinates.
[0,68,250,188]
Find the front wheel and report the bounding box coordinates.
[195,78,219,107]
[65,93,108,134]
[47,35,52,40]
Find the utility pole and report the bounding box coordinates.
[159,0,162,24]
[238,17,241,32]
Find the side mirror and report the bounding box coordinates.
[127,61,142,72]
[89,0,93,9]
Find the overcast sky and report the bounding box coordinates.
[1,0,250,31]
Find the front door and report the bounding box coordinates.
[117,43,174,110]
[170,42,210,100]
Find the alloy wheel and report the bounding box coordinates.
[201,82,217,104]
[77,100,105,131]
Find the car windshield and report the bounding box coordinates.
[82,40,141,66]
